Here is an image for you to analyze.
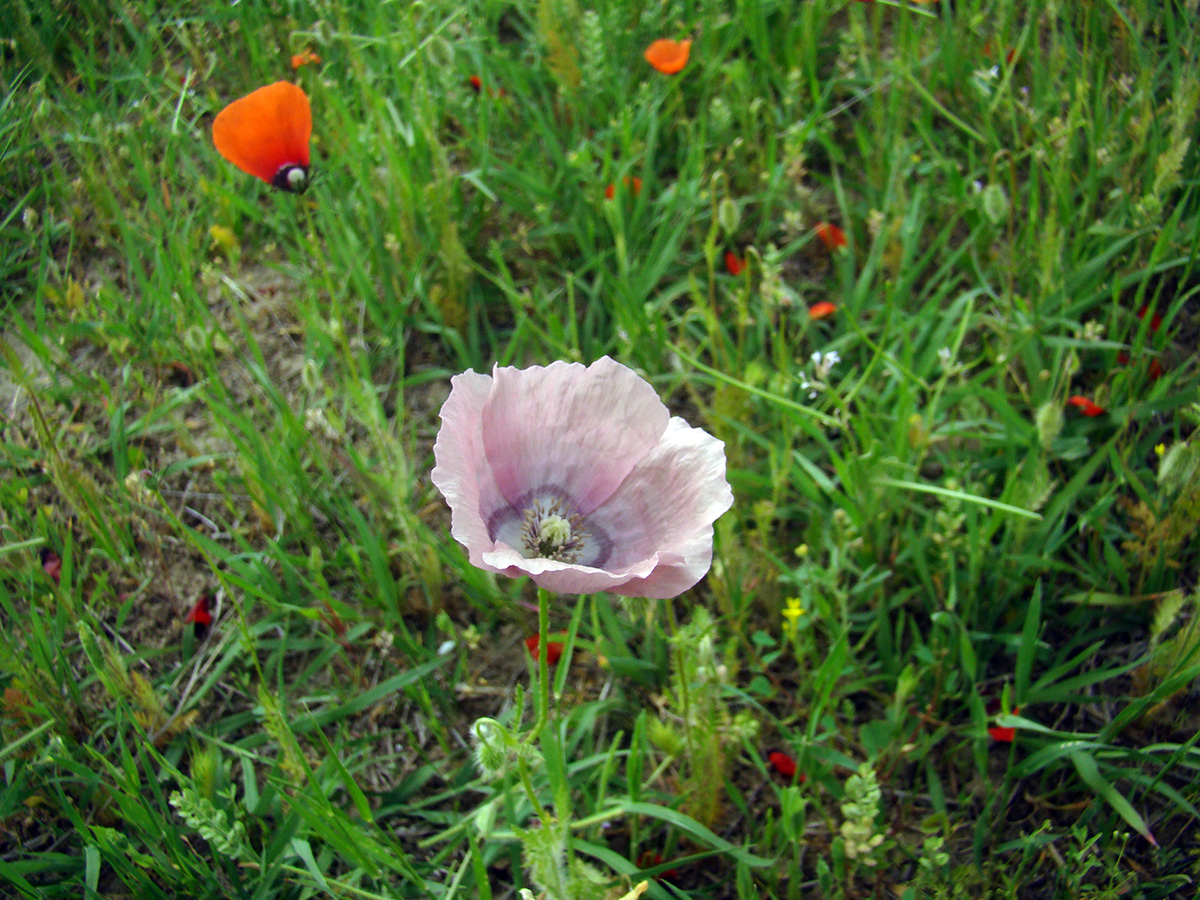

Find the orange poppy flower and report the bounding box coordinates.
[525,634,565,665]
[604,176,643,200]
[645,39,691,75]
[212,82,312,192]
[1066,396,1104,417]
[725,251,745,276]
[290,49,321,70]
[808,301,837,321]
[814,222,847,250]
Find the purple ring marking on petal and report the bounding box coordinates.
[485,484,612,568]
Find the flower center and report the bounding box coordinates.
[520,498,590,562]
[486,485,613,568]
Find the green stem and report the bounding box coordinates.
[536,586,551,733]
[517,754,549,824]
[663,599,696,765]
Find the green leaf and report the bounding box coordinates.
[290,838,332,892]
[1016,581,1041,702]
[308,717,375,825]
[615,800,773,867]
[1069,751,1157,846]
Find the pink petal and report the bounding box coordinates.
[585,418,732,597]
[481,358,669,514]
[481,544,663,594]
[431,370,514,573]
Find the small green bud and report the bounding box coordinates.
[472,719,509,777]
[190,741,220,800]
[718,197,741,237]
[1158,441,1198,489]
[981,183,1010,225]
[646,718,685,756]
[1035,400,1064,450]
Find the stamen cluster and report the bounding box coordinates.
[520,498,589,562]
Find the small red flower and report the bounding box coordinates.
[290,49,321,70]
[1137,306,1162,332]
[40,549,62,584]
[765,749,806,782]
[637,850,679,881]
[988,723,1017,742]
[982,42,1017,64]
[808,301,837,321]
[725,251,745,276]
[767,749,797,776]
[814,221,847,250]
[644,39,691,75]
[604,176,643,201]
[1066,395,1104,417]
[525,634,565,665]
[467,75,505,98]
[184,594,214,627]
[988,705,1020,743]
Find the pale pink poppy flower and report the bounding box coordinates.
[431,357,733,598]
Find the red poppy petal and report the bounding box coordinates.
[814,222,847,250]
[767,750,798,777]
[725,251,744,276]
[604,177,642,201]
[525,634,564,665]
[808,301,837,321]
[184,595,213,626]
[988,704,1020,741]
[1066,395,1104,417]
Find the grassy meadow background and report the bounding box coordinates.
[2,0,1199,896]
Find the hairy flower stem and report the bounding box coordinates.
[663,598,696,763]
[536,586,552,733]
[517,754,549,824]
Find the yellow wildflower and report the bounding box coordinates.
[783,597,805,633]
